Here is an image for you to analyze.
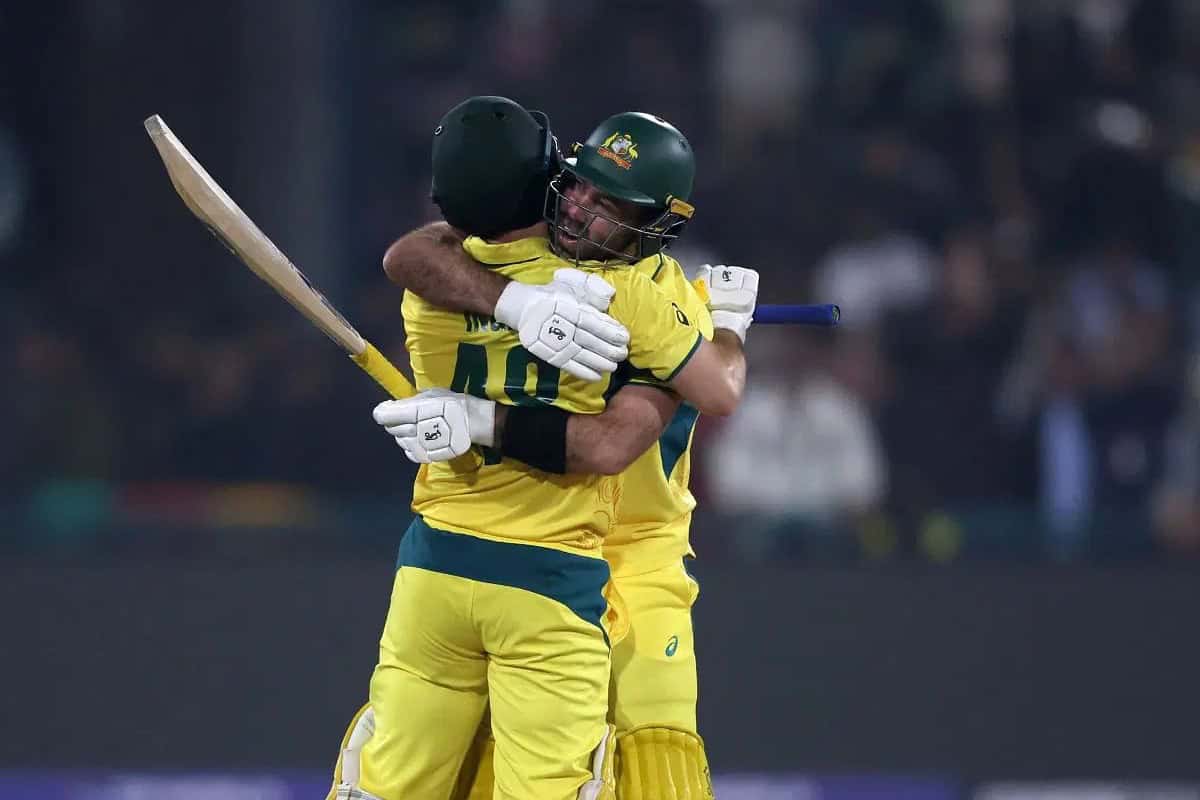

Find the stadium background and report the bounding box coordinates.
[2,0,1199,797]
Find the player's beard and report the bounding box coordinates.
[553,214,638,263]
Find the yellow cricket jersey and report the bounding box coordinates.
[604,256,714,577]
[402,236,703,558]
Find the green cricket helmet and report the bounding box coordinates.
[546,111,696,262]
[430,95,559,238]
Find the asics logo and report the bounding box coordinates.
[665,635,679,657]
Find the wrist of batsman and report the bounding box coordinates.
[498,404,569,474]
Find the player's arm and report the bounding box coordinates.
[382,222,503,315]
[560,385,678,474]
[667,329,746,418]
[501,384,679,475]
[374,264,755,468]
[373,264,758,465]
[622,264,758,418]
[373,383,678,475]
[382,222,629,381]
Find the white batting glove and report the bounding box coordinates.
[548,267,618,312]
[373,389,495,464]
[494,270,630,382]
[698,264,759,343]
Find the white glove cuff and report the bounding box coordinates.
[494,281,538,328]
[465,395,497,448]
[711,310,751,344]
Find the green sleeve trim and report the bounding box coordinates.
[662,331,703,383]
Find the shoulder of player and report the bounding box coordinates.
[601,267,673,314]
[495,258,558,283]
[616,256,705,308]
[401,288,478,333]
[649,253,685,281]
[465,236,557,280]
[651,258,713,334]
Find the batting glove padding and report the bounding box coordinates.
[549,267,618,313]
[494,271,630,382]
[373,389,496,464]
[697,264,759,343]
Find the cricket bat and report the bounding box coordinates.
[143,114,414,400]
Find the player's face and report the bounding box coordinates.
[552,176,643,262]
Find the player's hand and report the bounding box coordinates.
[493,272,630,382]
[548,268,618,312]
[698,264,759,343]
[373,389,496,464]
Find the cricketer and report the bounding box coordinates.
[329,96,756,800]
[375,110,760,800]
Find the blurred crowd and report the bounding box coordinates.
[4,0,1200,559]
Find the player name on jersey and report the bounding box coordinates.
[463,312,511,333]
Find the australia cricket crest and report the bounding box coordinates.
[597,132,638,169]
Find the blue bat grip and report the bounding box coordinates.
[752,304,841,326]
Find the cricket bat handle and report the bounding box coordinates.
[753,304,841,326]
[350,341,416,399]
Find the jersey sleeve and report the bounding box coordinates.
[608,270,704,383]
[629,263,714,389]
